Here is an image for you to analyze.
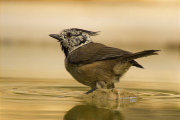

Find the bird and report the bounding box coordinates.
[49,28,160,94]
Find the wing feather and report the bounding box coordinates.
[67,42,131,65]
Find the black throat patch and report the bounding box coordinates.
[60,42,69,58]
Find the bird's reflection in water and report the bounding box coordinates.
[64,96,139,120]
[63,105,124,120]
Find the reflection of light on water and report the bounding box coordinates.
[1,78,180,120]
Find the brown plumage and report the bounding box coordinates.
[49,28,160,94]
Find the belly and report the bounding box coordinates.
[65,59,132,88]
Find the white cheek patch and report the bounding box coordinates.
[71,39,80,46]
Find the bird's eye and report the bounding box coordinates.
[67,33,72,37]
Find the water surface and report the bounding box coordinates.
[1,78,179,120]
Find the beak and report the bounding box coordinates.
[49,34,62,41]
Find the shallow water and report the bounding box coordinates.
[1,78,180,120]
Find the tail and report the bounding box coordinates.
[130,60,144,69]
[122,50,160,62]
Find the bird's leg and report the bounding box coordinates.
[85,81,106,94]
[107,83,115,89]
[85,87,97,94]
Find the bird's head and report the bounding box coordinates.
[49,28,100,57]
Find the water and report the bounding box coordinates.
[1,78,179,120]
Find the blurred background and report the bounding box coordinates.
[1,0,179,120]
[1,0,179,83]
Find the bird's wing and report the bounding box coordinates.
[67,42,132,65]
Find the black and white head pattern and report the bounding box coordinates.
[58,28,99,57]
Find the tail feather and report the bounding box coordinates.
[123,50,160,62]
[130,60,144,69]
